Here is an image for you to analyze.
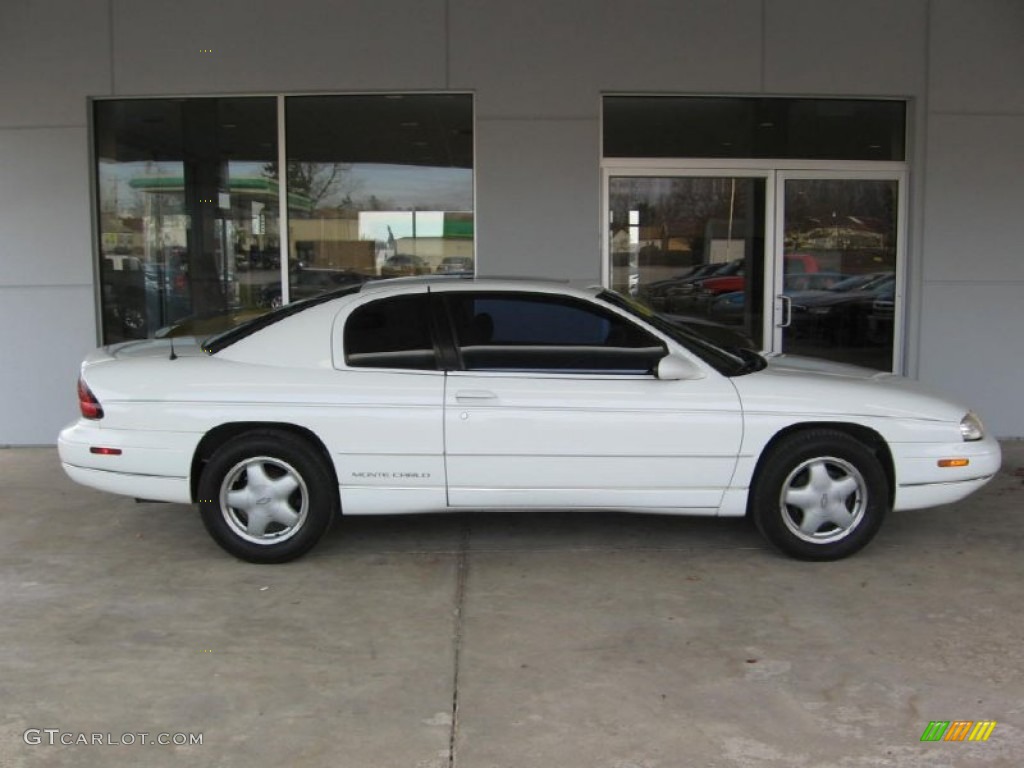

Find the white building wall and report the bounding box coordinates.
[0,0,1021,442]
[918,0,1024,436]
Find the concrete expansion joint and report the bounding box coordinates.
[448,520,470,768]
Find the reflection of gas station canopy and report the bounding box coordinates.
[128,176,312,212]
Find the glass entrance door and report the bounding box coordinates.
[606,168,905,371]
[775,173,904,371]
[607,173,770,351]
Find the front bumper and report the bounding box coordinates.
[891,435,1002,511]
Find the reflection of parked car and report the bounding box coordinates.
[790,273,895,345]
[236,248,280,271]
[381,254,431,277]
[642,263,726,310]
[102,258,192,339]
[867,283,896,344]
[655,260,745,313]
[709,272,848,323]
[435,256,474,275]
[692,253,821,310]
[259,267,369,308]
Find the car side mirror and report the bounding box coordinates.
[656,353,705,381]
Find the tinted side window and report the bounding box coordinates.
[446,293,665,374]
[344,295,437,370]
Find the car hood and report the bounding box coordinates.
[732,354,966,422]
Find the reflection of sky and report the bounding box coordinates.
[100,160,473,213]
[359,211,446,241]
[342,164,473,210]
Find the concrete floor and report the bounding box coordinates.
[1,445,1021,768]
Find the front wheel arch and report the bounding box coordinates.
[190,422,338,504]
[748,426,892,560]
[747,422,895,514]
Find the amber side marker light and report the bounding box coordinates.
[89,447,122,456]
[938,458,969,468]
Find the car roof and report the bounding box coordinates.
[357,275,589,297]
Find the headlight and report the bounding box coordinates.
[960,411,985,441]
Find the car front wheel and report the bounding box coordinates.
[751,429,889,561]
[198,431,337,563]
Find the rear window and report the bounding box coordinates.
[344,295,438,370]
[203,286,361,354]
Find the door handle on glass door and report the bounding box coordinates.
[778,295,792,328]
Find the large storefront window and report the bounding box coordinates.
[93,94,474,342]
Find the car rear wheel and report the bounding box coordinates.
[198,431,337,563]
[751,429,888,561]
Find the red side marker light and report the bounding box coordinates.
[89,447,122,456]
[77,378,104,420]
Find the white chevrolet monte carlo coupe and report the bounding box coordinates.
[59,278,1001,563]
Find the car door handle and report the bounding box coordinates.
[455,390,498,402]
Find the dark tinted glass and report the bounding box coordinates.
[344,295,437,370]
[604,97,905,161]
[446,293,665,374]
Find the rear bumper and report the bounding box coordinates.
[58,420,198,504]
[61,463,191,504]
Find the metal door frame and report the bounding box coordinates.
[602,159,907,370]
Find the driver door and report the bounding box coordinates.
[440,290,743,511]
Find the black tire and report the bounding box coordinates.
[751,429,889,561]
[197,430,337,563]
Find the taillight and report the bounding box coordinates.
[77,378,104,420]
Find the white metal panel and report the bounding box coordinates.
[112,0,447,94]
[924,115,1024,283]
[0,285,96,444]
[449,0,763,119]
[476,119,601,283]
[444,369,743,509]
[918,282,1024,438]
[0,0,110,128]
[764,0,927,96]
[929,0,1024,113]
[0,128,94,287]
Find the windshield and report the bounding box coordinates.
[597,290,765,376]
[202,285,362,354]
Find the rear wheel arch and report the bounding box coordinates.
[190,422,338,503]
[748,422,895,511]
